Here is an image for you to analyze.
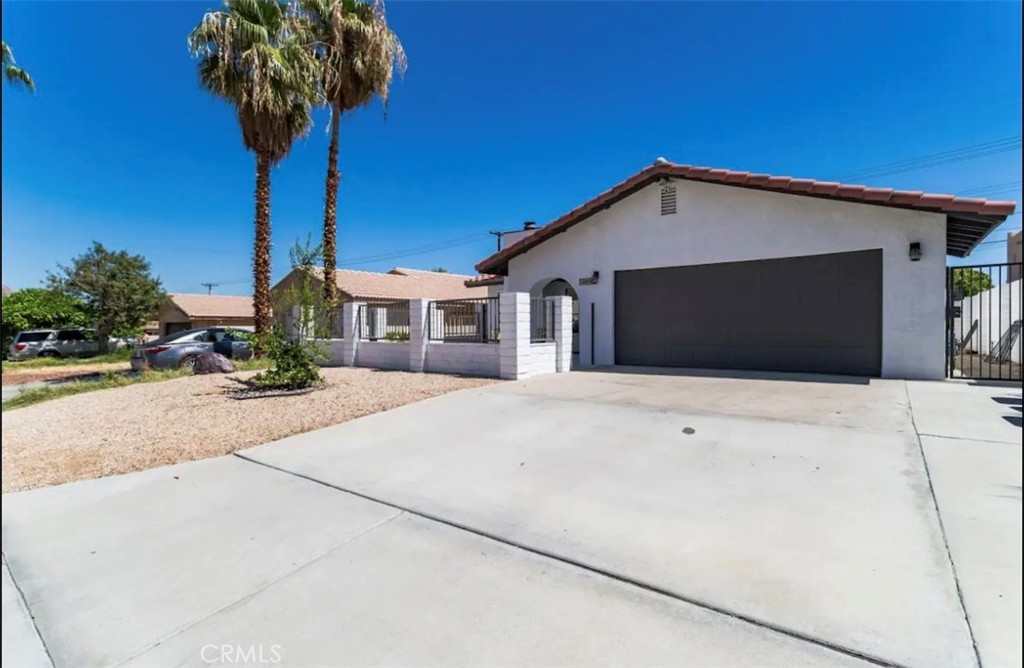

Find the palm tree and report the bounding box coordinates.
[188,0,320,339]
[2,41,35,92]
[296,0,406,305]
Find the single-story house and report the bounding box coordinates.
[272,266,490,303]
[158,293,255,336]
[475,158,1018,379]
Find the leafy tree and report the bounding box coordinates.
[47,242,165,351]
[951,267,994,298]
[296,0,406,306]
[189,0,320,339]
[2,41,34,92]
[431,267,449,273]
[2,288,91,347]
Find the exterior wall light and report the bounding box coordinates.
[909,242,922,262]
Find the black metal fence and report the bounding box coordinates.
[530,298,555,343]
[359,301,411,342]
[315,307,344,339]
[946,262,1022,380]
[428,297,499,343]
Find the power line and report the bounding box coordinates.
[200,282,220,295]
[836,136,1022,181]
[958,179,1022,197]
[210,233,489,285]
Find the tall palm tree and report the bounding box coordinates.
[2,41,35,92]
[296,0,405,305]
[188,0,320,339]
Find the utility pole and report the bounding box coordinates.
[488,230,505,252]
[201,282,219,295]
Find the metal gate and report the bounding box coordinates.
[946,262,1023,380]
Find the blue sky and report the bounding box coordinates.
[2,1,1021,294]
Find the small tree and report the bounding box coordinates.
[951,267,994,298]
[47,242,165,351]
[249,235,325,390]
[2,288,92,347]
[431,267,449,273]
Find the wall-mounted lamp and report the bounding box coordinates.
[909,242,922,262]
[578,270,600,286]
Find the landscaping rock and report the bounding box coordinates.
[192,352,235,375]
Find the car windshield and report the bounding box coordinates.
[146,329,210,346]
[15,331,52,343]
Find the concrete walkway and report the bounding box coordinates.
[2,369,1020,668]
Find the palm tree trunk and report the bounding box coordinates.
[253,151,273,342]
[321,110,341,306]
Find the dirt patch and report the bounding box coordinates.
[2,367,496,493]
[2,362,130,386]
[953,352,1022,381]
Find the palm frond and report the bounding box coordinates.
[296,0,406,115]
[188,0,319,163]
[2,40,35,92]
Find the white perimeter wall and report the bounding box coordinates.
[956,282,1022,362]
[425,342,500,377]
[506,180,948,379]
[356,341,410,371]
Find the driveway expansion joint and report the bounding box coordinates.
[234,452,908,668]
[2,551,56,668]
[904,382,984,668]
[109,506,404,668]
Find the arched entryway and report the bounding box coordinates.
[531,278,580,368]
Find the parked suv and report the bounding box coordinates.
[8,328,101,361]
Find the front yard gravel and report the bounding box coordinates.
[2,367,496,493]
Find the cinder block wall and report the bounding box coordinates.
[310,293,570,380]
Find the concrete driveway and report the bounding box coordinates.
[3,369,1020,668]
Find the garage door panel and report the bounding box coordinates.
[615,250,882,376]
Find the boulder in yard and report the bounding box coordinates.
[192,352,235,375]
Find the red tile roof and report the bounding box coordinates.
[476,160,1018,273]
[463,274,504,287]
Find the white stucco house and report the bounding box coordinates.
[475,159,1017,379]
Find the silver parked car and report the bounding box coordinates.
[7,328,101,361]
[131,327,254,371]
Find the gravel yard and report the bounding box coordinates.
[2,367,496,493]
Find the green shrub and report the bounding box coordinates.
[248,328,323,390]
[383,330,410,342]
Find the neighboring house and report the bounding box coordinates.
[272,266,490,303]
[1009,230,1022,283]
[475,158,1018,380]
[1,284,11,298]
[158,293,255,336]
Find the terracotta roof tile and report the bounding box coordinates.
[303,267,489,301]
[169,294,254,319]
[476,160,1019,273]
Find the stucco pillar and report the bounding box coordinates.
[408,299,429,372]
[340,301,362,367]
[499,292,530,380]
[550,295,573,373]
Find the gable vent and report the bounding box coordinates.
[660,181,677,215]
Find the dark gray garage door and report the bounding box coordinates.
[614,249,883,376]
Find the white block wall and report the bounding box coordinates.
[311,293,569,380]
[356,341,411,371]
[425,342,500,377]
